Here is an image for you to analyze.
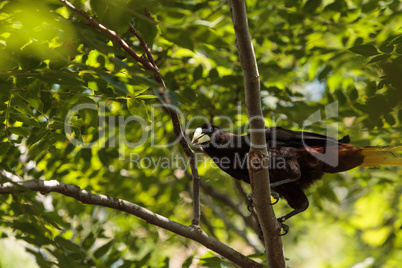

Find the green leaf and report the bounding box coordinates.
[384,114,396,126]
[41,213,62,230]
[0,162,13,173]
[71,116,85,127]
[367,54,391,64]
[135,94,158,99]
[98,148,110,166]
[55,236,81,252]
[182,255,195,268]
[133,19,158,45]
[51,132,67,142]
[303,0,322,13]
[181,87,197,103]
[396,44,402,54]
[335,89,347,104]
[26,97,43,112]
[0,47,19,71]
[8,127,30,137]
[162,25,194,51]
[193,65,203,81]
[152,88,179,108]
[318,65,332,80]
[100,74,128,95]
[199,257,225,267]
[78,98,99,128]
[349,45,379,56]
[390,35,402,45]
[0,142,11,155]
[9,112,41,128]
[127,99,150,122]
[209,68,219,81]
[80,109,99,128]
[131,75,161,87]
[105,250,124,266]
[348,87,359,101]
[26,79,41,97]
[323,0,347,12]
[82,233,96,250]
[379,39,394,53]
[131,86,150,96]
[41,72,84,86]
[94,240,113,259]
[11,95,35,116]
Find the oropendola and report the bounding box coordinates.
[192,123,402,233]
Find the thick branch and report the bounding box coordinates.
[60,0,200,226]
[0,180,262,268]
[228,0,286,267]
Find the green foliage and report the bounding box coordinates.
[0,0,401,267]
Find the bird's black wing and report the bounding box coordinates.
[265,127,347,148]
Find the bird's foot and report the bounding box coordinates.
[277,217,289,236]
[270,191,280,205]
[247,192,254,212]
[248,191,279,211]
[257,224,264,241]
[258,231,264,241]
[257,220,289,240]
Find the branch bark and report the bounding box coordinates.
[228,0,286,267]
[0,179,262,268]
[60,0,201,226]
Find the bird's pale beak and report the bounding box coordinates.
[192,127,211,145]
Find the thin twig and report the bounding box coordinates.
[129,24,166,88]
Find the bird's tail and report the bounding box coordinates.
[360,146,402,167]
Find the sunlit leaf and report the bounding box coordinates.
[135,94,158,99]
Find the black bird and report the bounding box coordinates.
[192,123,401,231]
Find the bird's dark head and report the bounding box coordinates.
[192,123,218,146]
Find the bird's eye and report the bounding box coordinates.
[209,126,213,132]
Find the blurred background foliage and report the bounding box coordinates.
[0,0,401,267]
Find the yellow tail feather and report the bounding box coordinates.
[360,146,402,167]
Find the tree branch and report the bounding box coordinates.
[0,179,262,268]
[59,0,201,227]
[228,0,286,267]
